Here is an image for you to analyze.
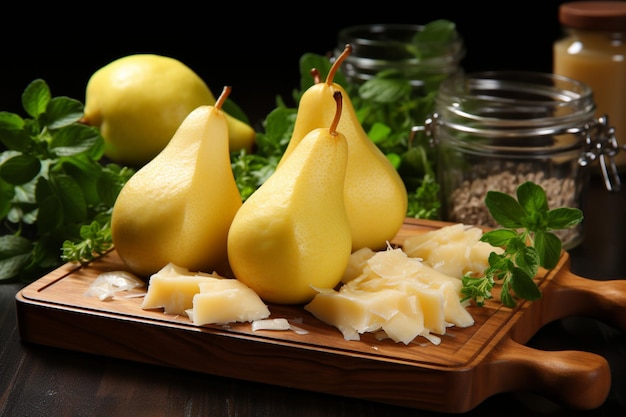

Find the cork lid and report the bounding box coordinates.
[559,1,626,31]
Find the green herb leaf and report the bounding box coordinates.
[480,228,518,247]
[509,267,542,303]
[484,190,526,228]
[546,207,584,230]
[533,230,563,269]
[410,19,459,59]
[516,181,549,214]
[468,181,583,307]
[0,235,33,282]
[45,97,84,129]
[22,79,51,118]
[0,154,41,185]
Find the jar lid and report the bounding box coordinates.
[559,1,626,31]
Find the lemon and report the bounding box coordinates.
[83,54,215,166]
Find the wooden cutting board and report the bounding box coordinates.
[15,218,626,413]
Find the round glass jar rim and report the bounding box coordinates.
[337,23,465,70]
[433,70,596,142]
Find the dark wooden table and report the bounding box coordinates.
[2,175,625,417]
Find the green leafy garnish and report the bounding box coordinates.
[0,79,134,283]
[461,181,584,308]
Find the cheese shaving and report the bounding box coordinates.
[85,271,145,301]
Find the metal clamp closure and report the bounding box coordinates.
[409,113,439,148]
[578,115,623,192]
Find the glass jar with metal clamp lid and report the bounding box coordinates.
[413,71,621,249]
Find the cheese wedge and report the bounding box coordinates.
[187,280,270,325]
[141,263,220,314]
[305,287,408,340]
[382,304,425,345]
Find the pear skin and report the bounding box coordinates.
[83,54,256,166]
[227,92,351,305]
[111,86,242,278]
[278,45,408,252]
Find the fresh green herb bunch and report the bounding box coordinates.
[461,181,584,308]
[0,79,134,283]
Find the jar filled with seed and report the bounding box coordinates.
[423,71,621,249]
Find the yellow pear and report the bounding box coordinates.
[227,91,351,305]
[111,86,242,278]
[277,44,408,252]
[82,54,256,166]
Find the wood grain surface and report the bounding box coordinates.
[15,218,626,413]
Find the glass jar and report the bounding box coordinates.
[335,23,465,91]
[424,71,619,250]
[553,1,626,171]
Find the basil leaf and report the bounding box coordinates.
[510,267,542,302]
[46,96,84,129]
[534,231,563,270]
[516,181,549,214]
[484,190,525,228]
[0,154,41,185]
[547,207,584,230]
[22,79,51,119]
[51,124,103,157]
[480,228,518,247]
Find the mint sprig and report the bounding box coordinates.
[461,181,584,308]
[0,79,134,283]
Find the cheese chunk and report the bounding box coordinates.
[429,280,474,328]
[141,263,220,315]
[305,287,407,340]
[187,280,270,325]
[382,305,424,345]
[402,223,503,278]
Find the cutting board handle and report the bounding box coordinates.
[481,336,611,410]
[547,265,626,331]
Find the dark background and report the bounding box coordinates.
[0,1,570,125]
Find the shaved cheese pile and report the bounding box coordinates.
[141,263,270,325]
[305,245,474,345]
[402,223,503,278]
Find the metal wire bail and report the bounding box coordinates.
[409,113,439,148]
[578,114,623,192]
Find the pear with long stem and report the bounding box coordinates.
[278,44,408,252]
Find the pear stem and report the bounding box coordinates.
[326,44,352,86]
[310,68,321,84]
[215,86,232,110]
[330,91,343,136]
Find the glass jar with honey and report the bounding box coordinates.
[553,1,626,172]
